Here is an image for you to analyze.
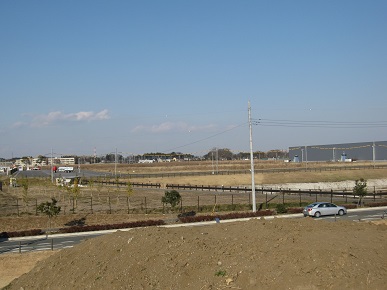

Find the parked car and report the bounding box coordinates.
[303,202,347,218]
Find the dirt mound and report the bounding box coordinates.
[6,218,387,290]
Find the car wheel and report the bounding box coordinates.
[314,211,321,218]
[338,209,344,216]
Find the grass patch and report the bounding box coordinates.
[215,270,227,277]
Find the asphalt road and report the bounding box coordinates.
[0,232,104,254]
[12,169,109,179]
[313,207,387,221]
[1,207,386,255]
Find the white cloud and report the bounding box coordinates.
[11,121,27,128]
[13,109,110,128]
[132,121,216,133]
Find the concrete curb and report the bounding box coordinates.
[6,206,387,241]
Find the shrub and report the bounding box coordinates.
[343,204,357,209]
[178,210,274,223]
[0,229,43,238]
[287,207,303,214]
[276,204,287,214]
[162,190,181,210]
[58,219,165,233]
[364,201,387,207]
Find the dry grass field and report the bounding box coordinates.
[78,159,387,185]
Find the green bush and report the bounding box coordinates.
[276,203,287,214]
[162,190,181,210]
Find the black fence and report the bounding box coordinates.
[89,180,161,188]
[166,183,387,195]
[1,188,386,217]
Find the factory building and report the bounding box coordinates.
[289,141,387,162]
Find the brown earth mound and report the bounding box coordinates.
[4,218,387,290]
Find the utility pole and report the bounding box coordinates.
[373,142,376,169]
[51,148,54,183]
[248,101,256,212]
[211,151,214,174]
[115,148,117,178]
[216,147,219,174]
[305,145,308,170]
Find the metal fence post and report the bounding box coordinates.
[299,189,302,206]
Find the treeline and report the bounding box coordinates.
[3,148,289,165]
[202,148,289,161]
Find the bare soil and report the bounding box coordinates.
[1,161,387,289]
[0,251,57,289]
[2,218,387,289]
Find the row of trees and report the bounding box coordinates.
[107,148,289,163]
[202,148,289,160]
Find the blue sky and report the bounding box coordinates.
[1,0,386,159]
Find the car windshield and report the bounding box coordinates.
[307,203,319,207]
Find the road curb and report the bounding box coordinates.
[6,206,387,242]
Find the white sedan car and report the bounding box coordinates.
[303,202,347,218]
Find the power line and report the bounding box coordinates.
[253,118,387,128]
[161,122,248,153]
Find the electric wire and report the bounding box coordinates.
[161,122,248,153]
[253,118,387,128]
